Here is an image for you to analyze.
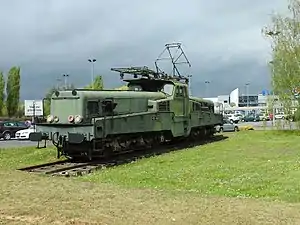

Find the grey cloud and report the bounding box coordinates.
[0,0,285,100]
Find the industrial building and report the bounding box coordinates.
[203,88,296,114]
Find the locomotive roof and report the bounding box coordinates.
[52,89,166,99]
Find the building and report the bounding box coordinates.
[203,87,298,114]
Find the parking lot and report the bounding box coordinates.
[0,139,40,149]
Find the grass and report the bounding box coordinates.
[80,130,300,203]
[1,131,300,224]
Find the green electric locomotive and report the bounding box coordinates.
[29,43,223,160]
[29,66,223,160]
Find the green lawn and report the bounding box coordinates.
[80,130,300,203]
[1,130,300,224]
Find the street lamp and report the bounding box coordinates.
[88,58,96,85]
[245,82,250,108]
[62,74,69,89]
[269,61,276,126]
[205,80,210,97]
[56,78,62,90]
[188,75,192,96]
[265,30,281,126]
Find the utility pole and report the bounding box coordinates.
[205,80,210,97]
[88,58,96,86]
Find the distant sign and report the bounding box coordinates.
[261,89,270,96]
[24,100,43,116]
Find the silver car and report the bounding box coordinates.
[216,119,239,132]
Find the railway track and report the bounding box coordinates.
[18,159,121,177]
[18,135,227,177]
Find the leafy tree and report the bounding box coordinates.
[114,85,128,90]
[262,0,300,126]
[93,76,103,89]
[85,75,104,89]
[0,72,5,116]
[6,66,21,117]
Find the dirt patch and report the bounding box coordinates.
[1,172,300,225]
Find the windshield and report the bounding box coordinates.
[161,84,174,96]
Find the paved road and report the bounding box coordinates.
[0,139,53,149]
[0,139,38,149]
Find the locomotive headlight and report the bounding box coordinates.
[54,116,59,123]
[68,115,74,123]
[47,115,54,123]
[74,115,83,124]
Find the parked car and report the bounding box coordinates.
[241,114,260,122]
[258,113,270,121]
[225,114,240,123]
[15,125,36,140]
[235,113,244,121]
[0,121,28,140]
[274,112,286,120]
[216,120,239,132]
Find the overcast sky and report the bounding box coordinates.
[0,0,285,100]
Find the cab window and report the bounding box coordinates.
[175,86,186,97]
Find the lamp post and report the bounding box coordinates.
[88,58,96,85]
[269,60,276,126]
[62,74,69,89]
[245,82,250,115]
[32,100,36,125]
[56,78,62,90]
[265,30,281,126]
[245,82,250,108]
[188,75,192,96]
[205,80,210,97]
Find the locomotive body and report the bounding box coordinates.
[30,71,223,160]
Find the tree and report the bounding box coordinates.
[85,75,104,89]
[6,66,21,117]
[262,0,300,123]
[93,76,103,89]
[114,85,128,90]
[0,72,5,116]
